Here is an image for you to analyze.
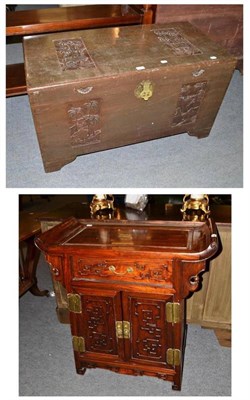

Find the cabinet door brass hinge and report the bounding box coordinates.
[123,321,130,339]
[116,321,124,339]
[67,293,82,313]
[166,302,180,323]
[116,321,130,339]
[166,348,181,366]
[72,336,85,353]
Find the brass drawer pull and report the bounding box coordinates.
[108,265,133,275]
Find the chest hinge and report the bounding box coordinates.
[166,348,181,366]
[67,293,82,313]
[166,302,180,323]
[72,336,85,353]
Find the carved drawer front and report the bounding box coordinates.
[70,256,173,286]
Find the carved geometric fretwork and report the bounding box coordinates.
[83,296,117,354]
[131,298,166,361]
[152,28,203,56]
[172,81,207,127]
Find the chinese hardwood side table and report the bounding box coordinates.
[35,217,218,390]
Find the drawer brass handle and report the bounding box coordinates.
[108,265,133,275]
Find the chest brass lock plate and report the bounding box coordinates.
[135,80,153,101]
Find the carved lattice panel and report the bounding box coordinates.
[124,294,172,364]
[81,292,119,355]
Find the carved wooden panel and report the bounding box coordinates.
[80,291,120,355]
[123,293,172,365]
[172,81,207,127]
[152,27,203,56]
[71,256,173,286]
[68,99,101,147]
[54,38,95,71]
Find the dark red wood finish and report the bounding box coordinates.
[19,221,49,297]
[35,217,218,391]
[6,5,151,36]
[6,63,26,97]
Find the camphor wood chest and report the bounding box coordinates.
[35,217,218,391]
[24,22,236,172]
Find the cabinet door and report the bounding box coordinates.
[122,292,174,367]
[71,288,124,360]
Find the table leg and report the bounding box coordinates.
[19,236,49,297]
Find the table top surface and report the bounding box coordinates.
[35,216,218,261]
[23,22,234,90]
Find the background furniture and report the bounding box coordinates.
[6,4,154,97]
[19,211,49,297]
[155,4,243,72]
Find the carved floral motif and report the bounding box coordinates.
[152,28,203,56]
[76,259,172,283]
[68,99,101,147]
[54,38,95,71]
[172,81,207,127]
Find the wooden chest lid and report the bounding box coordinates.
[35,217,218,260]
[23,22,235,91]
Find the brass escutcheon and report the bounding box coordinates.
[134,80,153,101]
